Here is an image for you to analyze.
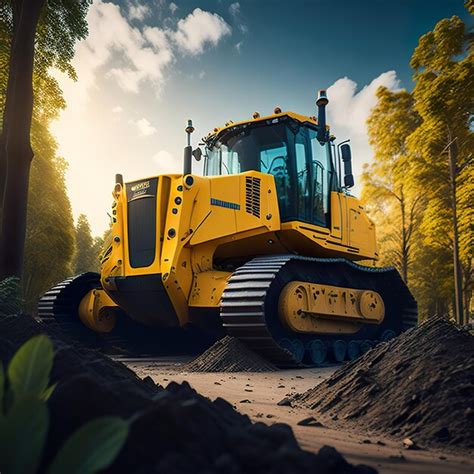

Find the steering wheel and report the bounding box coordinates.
[268,156,287,178]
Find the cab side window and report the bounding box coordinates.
[309,130,331,226]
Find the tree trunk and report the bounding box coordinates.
[0,0,21,218]
[447,133,464,326]
[399,187,409,283]
[0,0,46,279]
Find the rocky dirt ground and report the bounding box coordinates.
[2,314,473,473]
[127,352,474,474]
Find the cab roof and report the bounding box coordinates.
[203,111,329,146]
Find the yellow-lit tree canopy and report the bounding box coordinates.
[0,0,91,308]
[363,10,473,322]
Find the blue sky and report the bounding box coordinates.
[51,0,470,234]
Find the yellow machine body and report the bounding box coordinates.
[38,101,416,365]
[93,111,378,333]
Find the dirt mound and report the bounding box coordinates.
[0,315,375,473]
[183,335,277,372]
[289,317,474,452]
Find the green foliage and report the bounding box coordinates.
[75,214,101,273]
[0,1,91,307]
[0,335,129,473]
[7,335,54,401]
[0,277,22,316]
[48,417,129,474]
[362,88,422,282]
[363,7,473,320]
[22,120,75,312]
[1,397,49,474]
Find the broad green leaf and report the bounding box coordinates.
[48,417,129,474]
[7,335,54,401]
[41,382,57,401]
[0,397,49,474]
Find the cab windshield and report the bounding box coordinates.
[204,119,338,226]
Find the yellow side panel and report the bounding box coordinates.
[188,270,232,307]
[190,171,280,246]
[347,196,376,255]
[330,192,342,240]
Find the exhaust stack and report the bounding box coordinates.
[316,89,329,144]
[184,119,194,175]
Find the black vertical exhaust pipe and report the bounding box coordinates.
[184,119,194,175]
[316,89,329,144]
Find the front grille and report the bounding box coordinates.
[126,178,158,268]
[245,176,261,218]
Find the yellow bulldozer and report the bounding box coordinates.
[38,90,417,366]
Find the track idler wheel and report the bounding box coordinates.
[332,340,347,363]
[279,338,305,364]
[347,340,360,360]
[360,339,374,354]
[306,339,327,366]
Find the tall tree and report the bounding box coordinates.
[0,0,90,279]
[362,87,422,283]
[75,214,100,274]
[22,119,75,311]
[408,13,473,324]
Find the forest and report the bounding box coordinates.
[0,0,472,323]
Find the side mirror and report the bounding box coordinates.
[192,148,202,161]
[340,143,354,188]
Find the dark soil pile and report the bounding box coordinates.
[0,315,375,474]
[183,335,277,372]
[289,317,474,452]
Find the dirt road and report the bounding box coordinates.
[124,358,473,474]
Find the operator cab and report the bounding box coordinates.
[204,115,340,227]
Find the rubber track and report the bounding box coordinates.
[37,272,141,352]
[220,255,417,367]
[37,273,216,356]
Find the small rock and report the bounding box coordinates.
[362,439,372,444]
[266,414,274,418]
[295,375,303,379]
[278,384,285,388]
[214,382,221,385]
[297,416,324,427]
[376,440,386,446]
[403,437,419,450]
[439,456,447,460]
[244,388,253,392]
[239,399,251,404]
[277,397,292,407]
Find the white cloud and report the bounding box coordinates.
[198,70,205,79]
[51,1,232,235]
[173,8,231,55]
[128,1,150,21]
[169,2,178,14]
[229,2,240,17]
[55,1,231,105]
[235,41,243,53]
[325,71,401,187]
[56,1,174,103]
[152,150,182,173]
[131,117,157,136]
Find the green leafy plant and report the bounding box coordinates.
[0,335,129,474]
[0,277,23,317]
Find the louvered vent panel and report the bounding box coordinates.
[245,176,261,218]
